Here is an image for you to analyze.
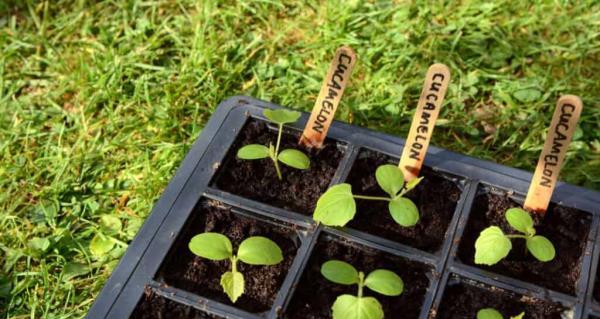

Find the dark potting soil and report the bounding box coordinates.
[284,233,432,319]
[130,288,221,319]
[457,187,592,295]
[157,199,300,313]
[212,120,344,215]
[345,149,462,253]
[434,277,567,319]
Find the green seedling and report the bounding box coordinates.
[474,207,556,265]
[477,308,525,319]
[188,232,283,303]
[237,109,310,180]
[320,260,403,319]
[313,164,421,227]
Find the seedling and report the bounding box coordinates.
[188,232,283,303]
[237,109,310,180]
[477,308,524,319]
[474,207,556,265]
[320,260,403,319]
[313,164,422,227]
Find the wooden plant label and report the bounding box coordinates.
[299,46,356,148]
[398,63,451,181]
[524,95,583,214]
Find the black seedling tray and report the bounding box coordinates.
[87,96,600,319]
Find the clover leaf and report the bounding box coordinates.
[237,109,309,180]
[188,233,283,303]
[474,207,556,265]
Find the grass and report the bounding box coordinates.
[0,0,599,318]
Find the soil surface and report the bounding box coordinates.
[345,149,462,253]
[434,277,567,319]
[157,199,300,313]
[457,188,592,295]
[212,120,344,215]
[131,288,221,319]
[284,233,432,319]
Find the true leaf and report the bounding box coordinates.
[188,233,232,261]
[220,271,244,303]
[511,312,525,319]
[389,198,419,227]
[90,234,115,257]
[313,184,356,226]
[526,235,555,262]
[404,176,423,192]
[237,144,270,160]
[375,164,404,197]
[364,269,403,296]
[320,260,359,285]
[278,149,310,169]
[263,109,301,125]
[474,226,512,265]
[237,236,283,265]
[477,308,503,319]
[331,295,384,319]
[505,208,534,235]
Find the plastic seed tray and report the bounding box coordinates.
[87,96,600,319]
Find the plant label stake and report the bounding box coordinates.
[524,95,583,214]
[299,46,356,148]
[398,63,451,181]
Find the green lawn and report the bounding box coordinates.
[1,1,599,318]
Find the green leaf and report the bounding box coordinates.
[220,271,244,303]
[513,88,541,103]
[263,109,301,125]
[404,176,423,192]
[278,149,310,169]
[474,226,512,265]
[90,234,115,257]
[389,197,419,227]
[526,235,555,262]
[511,312,525,319]
[505,208,534,235]
[237,144,270,160]
[331,295,384,319]
[313,184,356,226]
[320,260,359,285]
[375,164,404,197]
[100,215,122,234]
[62,262,90,282]
[477,308,503,319]
[28,237,50,253]
[364,269,403,296]
[188,233,232,261]
[237,236,283,265]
